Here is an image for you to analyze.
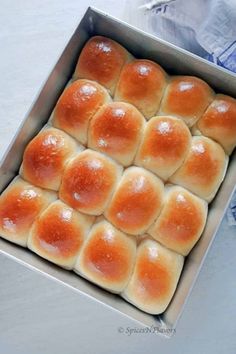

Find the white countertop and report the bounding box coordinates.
[0,1,236,353]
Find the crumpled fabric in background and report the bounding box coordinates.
[134,0,236,72]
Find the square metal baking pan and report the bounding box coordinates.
[0,7,236,335]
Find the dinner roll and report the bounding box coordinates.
[160,76,214,127]
[169,136,228,202]
[74,219,136,293]
[114,59,167,119]
[135,116,191,180]
[149,185,208,256]
[52,79,111,145]
[193,94,236,155]
[88,102,145,166]
[74,36,132,95]
[59,149,123,215]
[21,127,80,191]
[28,200,94,269]
[0,177,56,247]
[105,167,164,235]
[122,238,184,314]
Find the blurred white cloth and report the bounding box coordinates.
[227,196,236,226]
[139,0,236,72]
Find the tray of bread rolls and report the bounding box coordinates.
[0,7,236,333]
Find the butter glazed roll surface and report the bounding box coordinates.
[122,238,184,314]
[88,102,145,166]
[2,33,235,317]
[74,36,132,94]
[59,149,123,215]
[194,94,236,155]
[52,79,111,145]
[21,127,80,191]
[105,167,164,235]
[135,116,191,180]
[28,200,94,269]
[0,177,56,247]
[115,59,166,119]
[169,136,228,202]
[160,76,214,127]
[74,220,136,293]
[149,185,208,256]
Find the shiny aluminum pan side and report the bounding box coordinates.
[0,7,235,335]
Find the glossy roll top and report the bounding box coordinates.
[105,167,164,235]
[59,149,123,215]
[52,79,111,145]
[74,36,132,94]
[122,238,184,314]
[160,76,214,127]
[28,200,94,269]
[88,102,145,166]
[170,136,228,202]
[0,177,56,246]
[149,185,208,256]
[115,59,167,119]
[1,33,235,318]
[194,94,236,155]
[135,116,191,180]
[74,220,136,293]
[21,127,80,191]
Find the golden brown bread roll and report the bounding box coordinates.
[74,219,136,293]
[160,76,214,127]
[0,177,56,247]
[52,79,111,145]
[122,238,184,314]
[74,36,132,95]
[28,200,94,269]
[169,136,228,202]
[88,102,145,166]
[114,59,167,119]
[59,149,123,216]
[2,32,234,316]
[135,116,191,180]
[105,167,164,235]
[193,94,236,155]
[21,127,80,191]
[149,185,208,255]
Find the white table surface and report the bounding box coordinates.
[0,1,236,353]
